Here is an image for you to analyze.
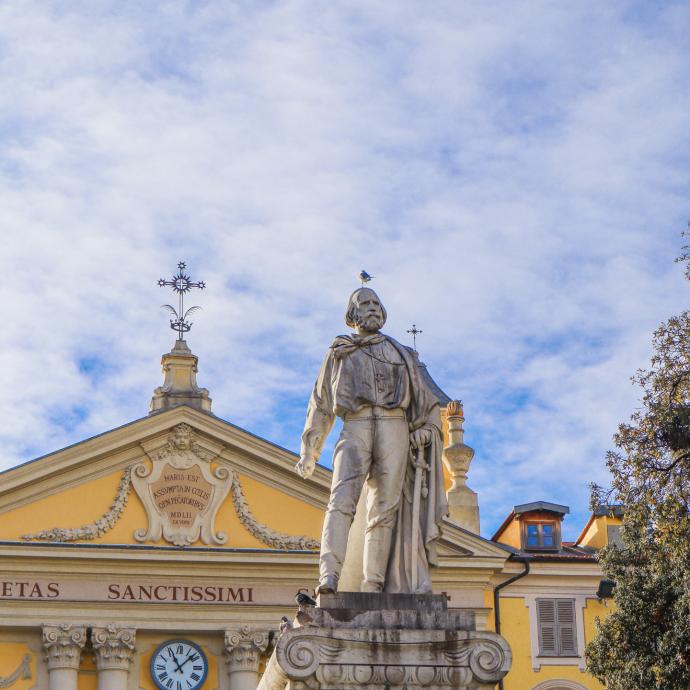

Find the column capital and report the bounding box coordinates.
[92,624,136,671]
[224,626,269,673]
[42,623,87,671]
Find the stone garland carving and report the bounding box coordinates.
[42,624,87,671]
[0,655,31,688]
[91,624,136,671]
[21,421,319,551]
[22,467,132,542]
[229,469,320,551]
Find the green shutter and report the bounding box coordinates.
[537,599,557,655]
[556,599,578,656]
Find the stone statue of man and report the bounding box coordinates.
[296,287,448,594]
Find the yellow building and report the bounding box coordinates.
[0,340,618,690]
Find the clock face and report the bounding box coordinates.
[151,639,208,690]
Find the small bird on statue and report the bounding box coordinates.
[359,270,374,285]
[279,616,293,634]
[295,592,317,607]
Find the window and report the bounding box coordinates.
[536,599,577,657]
[523,521,559,550]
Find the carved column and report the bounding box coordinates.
[442,400,480,532]
[42,624,87,690]
[91,625,136,690]
[225,627,269,690]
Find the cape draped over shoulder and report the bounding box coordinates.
[330,333,448,593]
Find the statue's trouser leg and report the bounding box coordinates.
[362,417,410,592]
[319,421,374,584]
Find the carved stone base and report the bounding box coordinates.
[259,593,511,690]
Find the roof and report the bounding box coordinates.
[491,501,571,541]
[575,504,624,546]
[593,504,624,518]
[513,501,570,516]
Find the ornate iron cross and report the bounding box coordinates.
[407,324,423,351]
[158,261,206,339]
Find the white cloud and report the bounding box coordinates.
[0,1,688,537]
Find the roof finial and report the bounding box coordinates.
[407,324,423,351]
[158,261,206,340]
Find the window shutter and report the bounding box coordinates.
[537,599,557,655]
[556,599,578,656]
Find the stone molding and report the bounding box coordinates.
[42,624,87,671]
[91,624,136,671]
[22,467,132,542]
[273,627,511,689]
[229,470,320,551]
[531,681,589,690]
[0,655,31,687]
[225,626,270,673]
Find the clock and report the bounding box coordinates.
[150,639,208,690]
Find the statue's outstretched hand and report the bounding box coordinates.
[296,454,316,478]
[409,427,432,450]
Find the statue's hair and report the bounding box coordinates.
[345,288,387,328]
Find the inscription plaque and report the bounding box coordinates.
[132,423,231,546]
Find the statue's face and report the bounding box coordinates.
[173,429,191,449]
[354,289,385,332]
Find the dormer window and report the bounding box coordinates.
[524,521,560,550]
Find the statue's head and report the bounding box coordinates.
[345,288,387,333]
[171,423,192,450]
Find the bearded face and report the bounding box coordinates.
[353,291,385,332]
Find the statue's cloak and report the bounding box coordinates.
[331,333,448,593]
[383,337,447,593]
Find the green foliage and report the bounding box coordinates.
[586,309,690,689]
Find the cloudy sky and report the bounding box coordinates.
[1,1,688,539]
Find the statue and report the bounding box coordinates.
[296,288,448,594]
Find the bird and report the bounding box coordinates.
[359,270,374,285]
[279,616,293,634]
[296,609,316,627]
[295,592,317,607]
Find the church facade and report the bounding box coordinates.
[0,340,616,690]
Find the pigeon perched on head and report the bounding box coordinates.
[295,592,317,607]
[279,616,293,634]
[359,270,374,285]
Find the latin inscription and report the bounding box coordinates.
[150,463,213,528]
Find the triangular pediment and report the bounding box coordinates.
[437,519,512,561]
[0,406,330,551]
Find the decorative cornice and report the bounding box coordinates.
[229,470,320,551]
[92,624,136,671]
[272,628,512,688]
[0,655,31,687]
[225,626,270,673]
[22,467,132,542]
[42,624,87,671]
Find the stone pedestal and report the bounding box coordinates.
[150,339,212,414]
[259,592,511,690]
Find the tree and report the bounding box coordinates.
[586,243,690,689]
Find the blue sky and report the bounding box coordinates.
[1,1,689,540]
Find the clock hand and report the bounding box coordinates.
[178,652,194,669]
[169,651,185,674]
